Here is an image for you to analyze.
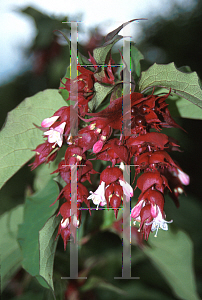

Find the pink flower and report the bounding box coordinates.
[44,122,66,147]
[177,169,190,186]
[131,199,145,219]
[41,116,59,127]
[93,140,104,153]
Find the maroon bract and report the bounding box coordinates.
[56,202,82,250]
[96,138,129,166]
[30,141,57,170]
[86,92,143,131]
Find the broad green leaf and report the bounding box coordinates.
[139,62,202,110]
[0,204,24,290]
[33,163,57,192]
[93,36,122,65]
[38,214,61,291]
[88,82,114,111]
[0,89,67,190]
[17,180,59,294]
[131,44,144,82]
[143,229,200,300]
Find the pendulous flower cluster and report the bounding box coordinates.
[31,30,189,249]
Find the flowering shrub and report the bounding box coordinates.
[1,19,202,300]
[29,21,192,249]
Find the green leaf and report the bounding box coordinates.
[100,209,115,230]
[0,205,24,290]
[17,180,59,294]
[38,214,61,291]
[100,209,121,231]
[0,89,67,190]
[88,82,115,111]
[33,163,57,192]
[93,36,122,65]
[110,84,123,102]
[143,229,200,300]
[131,44,144,82]
[166,94,202,119]
[81,276,127,295]
[139,62,202,110]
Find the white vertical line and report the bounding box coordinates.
[122,23,131,136]
[70,22,78,137]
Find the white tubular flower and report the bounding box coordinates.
[87,181,107,210]
[119,180,133,198]
[61,217,69,229]
[119,162,125,171]
[146,207,173,237]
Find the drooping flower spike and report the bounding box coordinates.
[30,25,190,249]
